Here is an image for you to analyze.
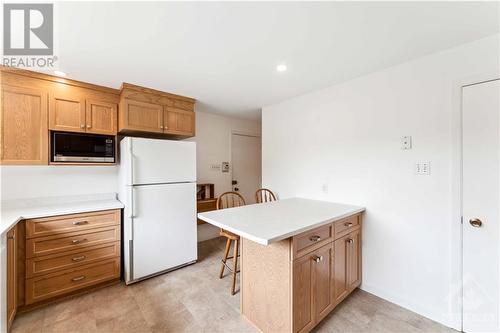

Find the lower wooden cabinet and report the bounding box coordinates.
[241,213,363,333]
[293,243,334,333]
[5,209,121,329]
[6,226,17,331]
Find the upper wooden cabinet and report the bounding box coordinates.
[164,107,195,136]
[49,93,86,133]
[86,100,118,135]
[1,85,48,165]
[49,88,118,135]
[120,99,164,133]
[119,83,196,138]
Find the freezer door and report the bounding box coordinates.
[131,182,197,280]
[130,137,196,185]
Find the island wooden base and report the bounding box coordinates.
[240,213,362,333]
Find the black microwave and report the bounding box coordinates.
[51,132,115,163]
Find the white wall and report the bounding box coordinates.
[262,34,500,329]
[188,110,261,241]
[0,166,118,201]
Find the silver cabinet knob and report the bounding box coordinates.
[80,124,85,129]
[86,124,91,129]
[347,238,354,244]
[312,255,323,263]
[309,235,321,242]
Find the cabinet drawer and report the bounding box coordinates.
[26,241,120,278]
[26,210,120,238]
[25,258,120,305]
[293,224,333,258]
[333,214,360,239]
[26,226,120,258]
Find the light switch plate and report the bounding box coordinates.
[415,162,430,175]
[402,136,412,150]
[222,162,230,173]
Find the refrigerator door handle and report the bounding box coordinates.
[129,139,134,186]
[129,239,134,281]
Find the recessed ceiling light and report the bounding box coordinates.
[54,70,66,77]
[276,64,287,72]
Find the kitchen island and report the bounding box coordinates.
[198,198,365,333]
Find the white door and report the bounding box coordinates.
[462,79,499,333]
[130,137,196,185]
[131,182,197,280]
[231,134,262,204]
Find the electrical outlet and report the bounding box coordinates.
[222,162,230,173]
[415,162,430,175]
[401,136,412,150]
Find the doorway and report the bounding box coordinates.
[231,133,262,204]
[462,79,499,332]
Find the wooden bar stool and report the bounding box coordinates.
[255,188,277,203]
[217,191,246,295]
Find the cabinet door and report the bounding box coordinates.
[7,226,17,330]
[347,229,361,290]
[120,99,163,133]
[1,85,48,164]
[85,100,117,135]
[164,107,195,136]
[333,235,349,304]
[49,93,86,132]
[313,243,334,322]
[293,254,314,333]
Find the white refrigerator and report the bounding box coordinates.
[118,137,197,284]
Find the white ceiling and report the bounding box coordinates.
[53,1,499,120]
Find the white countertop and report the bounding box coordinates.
[0,193,124,236]
[197,198,365,245]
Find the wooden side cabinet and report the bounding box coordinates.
[0,85,49,165]
[6,225,17,331]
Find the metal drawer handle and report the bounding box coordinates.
[71,238,87,245]
[71,255,86,262]
[344,222,353,227]
[71,275,86,282]
[309,235,321,242]
[312,255,323,263]
[347,238,354,244]
[73,221,88,226]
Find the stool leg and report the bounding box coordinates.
[219,238,231,279]
[231,238,240,295]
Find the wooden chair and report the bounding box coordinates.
[255,188,277,203]
[217,191,246,295]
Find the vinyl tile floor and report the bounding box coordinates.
[12,237,457,333]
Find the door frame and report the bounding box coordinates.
[451,73,500,331]
[229,130,262,198]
